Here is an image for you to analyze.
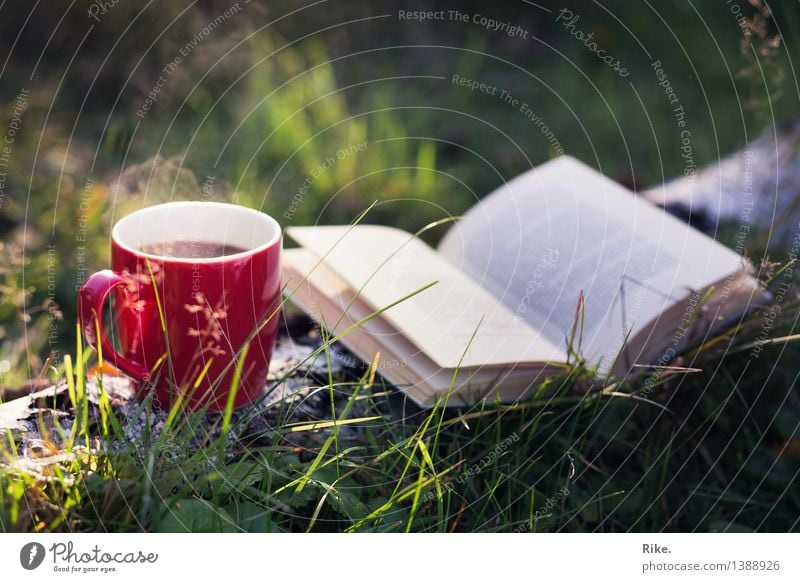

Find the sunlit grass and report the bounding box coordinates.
[1,294,799,532]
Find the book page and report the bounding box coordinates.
[282,248,553,405]
[286,225,565,369]
[437,156,747,368]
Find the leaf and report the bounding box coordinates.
[157,499,237,532]
[284,483,319,509]
[195,461,261,497]
[289,465,340,508]
[327,479,370,519]
[225,501,281,533]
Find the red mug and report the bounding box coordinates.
[78,201,282,411]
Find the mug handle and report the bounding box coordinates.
[78,270,150,381]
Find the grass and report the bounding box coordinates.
[1,248,799,532]
[1,0,800,532]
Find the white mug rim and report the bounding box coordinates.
[111,201,282,264]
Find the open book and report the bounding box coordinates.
[282,156,762,407]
